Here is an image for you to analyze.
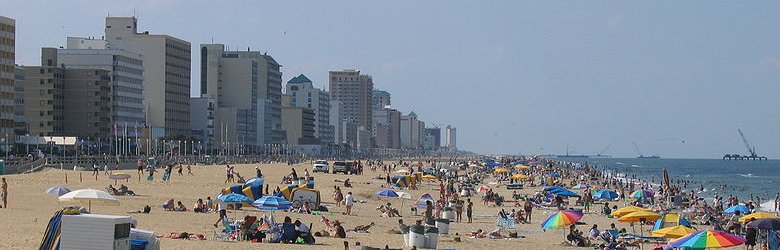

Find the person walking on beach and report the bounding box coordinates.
[187,164,193,176]
[333,186,343,207]
[467,199,473,223]
[344,192,354,215]
[1,177,7,208]
[137,160,144,175]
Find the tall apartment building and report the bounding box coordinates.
[14,66,26,135]
[199,44,260,150]
[24,48,112,138]
[423,127,441,150]
[329,70,373,133]
[281,105,317,146]
[329,100,343,145]
[372,89,391,110]
[0,16,15,137]
[285,74,334,144]
[189,96,215,150]
[57,37,145,129]
[105,16,190,138]
[373,108,401,148]
[444,125,457,150]
[400,112,425,149]
[256,52,284,144]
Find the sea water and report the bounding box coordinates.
[565,158,780,201]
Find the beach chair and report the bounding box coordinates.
[497,218,517,229]
[213,218,237,241]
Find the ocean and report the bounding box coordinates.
[562,158,780,201]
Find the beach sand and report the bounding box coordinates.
[0,162,737,249]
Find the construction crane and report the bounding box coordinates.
[633,141,660,159]
[724,129,767,160]
[596,143,612,157]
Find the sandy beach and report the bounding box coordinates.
[0,160,744,250]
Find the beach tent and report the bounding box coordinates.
[414,193,435,208]
[652,212,691,230]
[287,188,321,208]
[391,175,418,188]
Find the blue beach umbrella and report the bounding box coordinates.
[592,190,619,200]
[376,189,399,197]
[218,193,254,204]
[544,186,565,192]
[553,189,581,198]
[723,204,751,214]
[253,196,292,211]
[485,161,499,167]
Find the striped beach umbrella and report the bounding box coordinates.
[252,196,292,211]
[663,230,746,250]
[540,210,583,229]
[630,189,654,199]
[541,210,584,241]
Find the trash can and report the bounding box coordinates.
[435,218,450,234]
[400,225,410,246]
[441,207,454,220]
[409,225,426,248]
[424,227,439,249]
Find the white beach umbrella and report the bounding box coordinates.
[59,189,119,212]
[396,192,413,207]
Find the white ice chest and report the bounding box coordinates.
[61,214,132,250]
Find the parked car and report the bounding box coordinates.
[312,160,329,173]
[332,161,359,174]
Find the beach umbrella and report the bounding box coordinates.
[394,191,413,207]
[396,169,410,174]
[630,189,654,199]
[746,218,780,230]
[651,225,697,239]
[543,186,565,192]
[376,189,399,198]
[663,230,746,250]
[511,174,529,180]
[484,161,499,167]
[494,168,509,173]
[58,189,119,212]
[540,210,584,241]
[723,204,751,214]
[421,174,437,180]
[514,165,530,170]
[592,190,618,200]
[541,210,583,229]
[618,210,661,223]
[611,206,651,217]
[218,193,254,204]
[552,189,581,198]
[252,196,292,211]
[739,212,780,223]
[571,183,588,189]
[414,193,435,208]
[45,185,71,196]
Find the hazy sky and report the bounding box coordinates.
[4,1,780,158]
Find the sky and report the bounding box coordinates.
[3,1,780,158]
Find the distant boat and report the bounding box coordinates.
[637,155,660,159]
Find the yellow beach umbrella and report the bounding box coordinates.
[494,168,509,173]
[651,225,697,239]
[421,174,437,180]
[618,210,661,223]
[511,174,529,180]
[739,211,780,223]
[611,206,651,217]
[514,165,530,170]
